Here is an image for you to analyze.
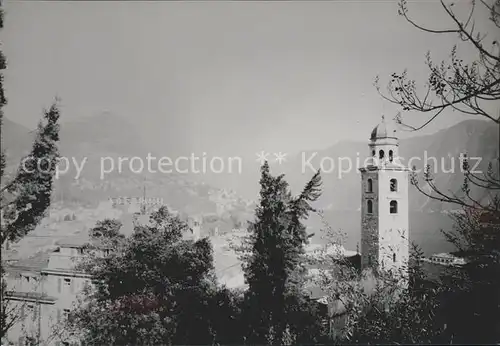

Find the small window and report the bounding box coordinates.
[393,253,396,263]
[390,200,398,214]
[389,150,394,162]
[367,178,373,193]
[367,200,373,214]
[390,179,397,192]
[64,278,71,287]
[379,150,384,159]
[63,309,70,321]
[372,150,375,157]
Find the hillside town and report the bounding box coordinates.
[1,0,499,345]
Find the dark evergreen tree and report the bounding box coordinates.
[0,3,61,339]
[242,162,324,344]
[0,100,61,244]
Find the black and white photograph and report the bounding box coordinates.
[1,0,499,345]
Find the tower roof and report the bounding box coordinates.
[370,115,397,140]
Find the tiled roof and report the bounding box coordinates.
[55,234,108,249]
[55,234,92,248]
[5,252,51,273]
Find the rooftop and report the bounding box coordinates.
[55,233,109,249]
[4,251,51,273]
[431,252,457,259]
[370,115,398,141]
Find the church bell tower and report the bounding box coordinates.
[359,116,410,276]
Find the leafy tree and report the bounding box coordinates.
[88,218,124,240]
[372,1,500,343]
[376,0,500,210]
[437,199,500,344]
[308,211,450,344]
[69,206,243,345]
[0,3,61,340]
[240,162,325,344]
[341,247,444,344]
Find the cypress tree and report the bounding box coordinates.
[243,162,323,344]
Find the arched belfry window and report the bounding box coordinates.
[389,150,394,162]
[379,150,385,159]
[367,200,373,214]
[390,200,398,214]
[367,178,373,193]
[372,150,376,157]
[393,253,396,263]
[390,178,397,192]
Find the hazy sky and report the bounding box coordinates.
[3,0,493,158]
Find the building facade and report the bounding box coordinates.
[3,212,203,346]
[3,236,107,346]
[359,116,410,276]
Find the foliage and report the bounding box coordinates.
[0,3,61,341]
[376,0,500,211]
[88,218,124,240]
[438,198,500,344]
[345,248,444,344]
[377,0,499,130]
[311,214,446,344]
[69,206,243,345]
[239,162,325,344]
[373,1,500,343]
[0,103,61,244]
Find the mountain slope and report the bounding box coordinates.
[3,113,250,218]
[279,119,498,212]
[1,118,33,166]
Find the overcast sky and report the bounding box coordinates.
[3,0,493,158]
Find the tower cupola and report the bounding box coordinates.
[367,115,400,167]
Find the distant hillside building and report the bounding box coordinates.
[424,252,467,267]
[3,235,110,346]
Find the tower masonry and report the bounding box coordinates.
[359,116,410,276]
